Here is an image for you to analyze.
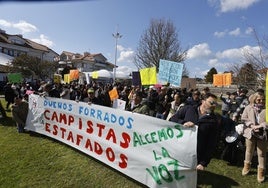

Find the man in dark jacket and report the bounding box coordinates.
[170,92,220,170]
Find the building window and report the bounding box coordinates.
[8,50,14,56]
[3,48,8,54]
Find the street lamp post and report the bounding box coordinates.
[112,31,122,82]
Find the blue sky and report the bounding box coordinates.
[0,0,267,78]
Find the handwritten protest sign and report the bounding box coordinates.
[158,59,184,86]
[25,95,197,188]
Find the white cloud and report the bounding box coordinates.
[208,58,220,67]
[31,34,54,48]
[186,44,261,78]
[201,69,210,77]
[216,45,260,60]
[208,0,261,13]
[116,45,135,65]
[117,66,137,73]
[240,45,261,56]
[13,20,37,33]
[245,27,254,34]
[228,27,240,36]
[187,43,212,59]
[216,48,243,59]
[0,19,37,33]
[220,0,260,12]
[0,19,12,27]
[214,27,254,38]
[208,58,232,69]
[214,31,226,38]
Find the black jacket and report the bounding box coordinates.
[170,104,219,167]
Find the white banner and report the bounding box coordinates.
[26,94,197,188]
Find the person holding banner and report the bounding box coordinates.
[169,92,220,170]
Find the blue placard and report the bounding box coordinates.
[158,59,184,86]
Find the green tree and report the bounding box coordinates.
[9,54,57,81]
[134,18,188,76]
[204,67,217,83]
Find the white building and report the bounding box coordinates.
[58,51,114,73]
[0,29,58,63]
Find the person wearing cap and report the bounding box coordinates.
[83,88,101,105]
[11,95,29,133]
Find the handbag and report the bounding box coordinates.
[251,127,267,140]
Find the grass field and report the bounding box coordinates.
[0,98,268,188]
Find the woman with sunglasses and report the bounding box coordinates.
[241,91,267,183]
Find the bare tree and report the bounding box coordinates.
[134,18,188,76]
[230,28,268,90]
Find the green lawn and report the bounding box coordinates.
[0,99,268,188]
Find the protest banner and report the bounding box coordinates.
[25,95,197,188]
[158,59,184,87]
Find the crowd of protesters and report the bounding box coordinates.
[1,79,267,183]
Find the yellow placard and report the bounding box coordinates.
[139,67,157,85]
[64,74,70,84]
